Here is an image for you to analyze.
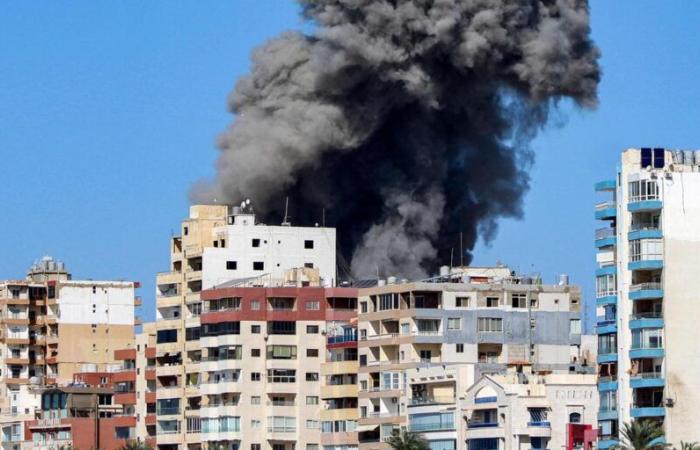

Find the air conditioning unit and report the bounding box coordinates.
[666,398,675,407]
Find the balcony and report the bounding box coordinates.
[328,333,358,346]
[596,293,618,307]
[629,283,663,300]
[595,201,617,220]
[629,225,662,240]
[595,180,616,192]
[407,396,456,407]
[595,228,617,248]
[596,318,617,335]
[597,408,618,421]
[595,265,617,277]
[597,352,618,364]
[409,421,455,432]
[629,312,663,330]
[598,439,619,450]
[628,198,662,213]
[629,346,664,359]
[630,372,665,389]
[597,378,618,392]
[630,406,665,418]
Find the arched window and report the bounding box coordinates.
[569,412,582,423]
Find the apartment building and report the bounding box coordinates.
[594,148,700,447]
[191,283,357,450]
[356,267,591,450]
[113,323,157,447]
[154,204,337,450]
[0,256,139,449]
[461,370,598,450]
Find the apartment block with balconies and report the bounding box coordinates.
[155,203,338,450]
[356,268,592,450]
[594,148,700,447]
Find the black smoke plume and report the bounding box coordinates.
[192,0,600,280]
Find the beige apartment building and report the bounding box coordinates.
[0,256,140,449]
[355,267,593,450]
[154,204,337,450]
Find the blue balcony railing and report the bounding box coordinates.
[468,421,499,428]
[527,421,551,427]
[327,334,357,344]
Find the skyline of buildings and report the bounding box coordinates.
[2,146,700,449]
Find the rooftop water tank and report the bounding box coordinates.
[377,279,386,287]
[439,266,450,277]
[387,276,397,285]
[684,150,694,165]
[559,274,570,286]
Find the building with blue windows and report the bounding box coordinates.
[595,148,700,447]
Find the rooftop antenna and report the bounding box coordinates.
[322,208,326,227]
[449,247,454,277]
[459,232,464,267]
[282,197,291,226]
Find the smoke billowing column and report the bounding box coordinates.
[192,0,600,279]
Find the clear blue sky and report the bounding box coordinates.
[2,2,699,329]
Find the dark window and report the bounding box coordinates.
[252,238,260,248]
[251,348,261,357]
[221,239,226,247]
[226,261,237,270]
[306,325,319,334]
[185,327,200,341]
[304,240,314,249]
[213,241,219,248]
[456,343,464,353]
[306,372,319,381]
[156,329,178,344]
[251,325,261,334]
[653,147,665,168]
[304,263,314,268]
[251,372,261,381]
[184,226,188,236]
[641,147,652,168]
[306,349,319,357]
[268,321,296,335]
[253,261,264,271]
[201,322,240,337]
[359,355,367,366]
[252,445,261,450]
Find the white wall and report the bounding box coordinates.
[57,282,135,325]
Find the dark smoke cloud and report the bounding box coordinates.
[192,0,600,279]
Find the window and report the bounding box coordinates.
[251,325,261,334]
[447,318,461,330]
[304,262,314,268]
[511,293,527,308]
[251,420,261,429]
[379,293,397,311]
[455,297,470,307]
[569,412,582,423]
[306,325,319,334]
[251,396,261,405]
[361,302,368,313]
[304,240,314,249]
[307,445,319,450]
[629,179,659,202]
[252,238,261,247]
[306,420,319,429]
[253,261,264,271]
[251,372,261,381]
[629,238,663,262]
[306,349,319,357]
[306,396,319,405]
[185,327,200,341]
[268,369,296,383]
[251,348,261,357]
[306,372,319,381]
[486,297,499,308]
[570,319,582,335]
[306,301,320,310]
[252,445,261,450]
[267,345,297,359]
[251,300,260,311]
[156,329,178,344]
[268,321,296,335]
[226,261,237,270]
[477,318,503,332]
[456,343,464,353]
[184,226,188,236]
[596,274,617,298]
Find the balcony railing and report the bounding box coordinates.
[596,201,616,211]
[156,407,180,415]
[630,312,663,320]
[527,421,551,427]
[409,422,455,432]
[630,224,660,232]
[595,228,616,240]
[467,421,499,428]
[408,396,455,406]
[630,283,662,292]
[328,334,357,344]
[267,426,296,433]
[598,376,617,383]
[631,371,663,380]
[366,333,399,341]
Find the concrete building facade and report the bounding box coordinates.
[595,148,700,447]
[355,268,592,450]
[154,204,337,450]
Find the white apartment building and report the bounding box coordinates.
[461,370,598,450]
[594,148,700,447]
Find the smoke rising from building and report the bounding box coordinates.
[192,0,600,279]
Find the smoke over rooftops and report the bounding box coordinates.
[192,0,600,279]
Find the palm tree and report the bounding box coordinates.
[386,430,430,450]
[616,420,666,450]
[677,442,700,450]
[119,441,153,450]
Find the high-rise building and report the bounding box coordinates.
[154,204,337,450]
[0,257,139,450]
[594,148,700,447]
[355,267,592,450]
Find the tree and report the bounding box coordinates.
[119,441,153,450]
[386,430,430,450]
[616,420,667,450]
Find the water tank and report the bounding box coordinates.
[400,278,409,284]
[684,150,694,165]
[521,277,533,285]
[439,266,450,277]
[48,261,56,271]
[377,279,386,287]
[387,276,397,285]
[232,206,241,215]
[57,261,65,271]
[559,274,570,286]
